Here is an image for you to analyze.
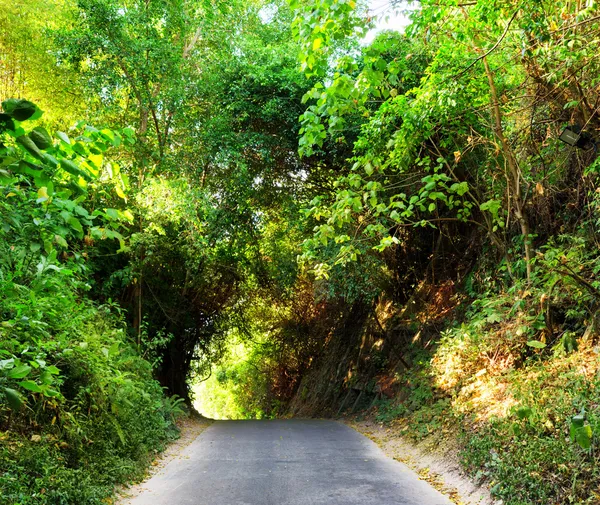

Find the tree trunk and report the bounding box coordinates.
[483,56,532,282]
[158,335,193,403]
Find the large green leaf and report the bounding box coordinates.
[574,425,593,450]
[2,387,23,410]
[68,216,84,237]
[56,131,71,144]
[16,135,44,160]
[1,98,20,114]
[43,153,59,168]
[8,364,32,379]
[30,127,53,150]
[60,159,93,182]
[3,99,37,121]
[18,380,43,393]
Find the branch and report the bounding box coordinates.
[558,266,600,300]
[456,8,520,77]
[552,14,600,33]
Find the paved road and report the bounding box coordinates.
[126,419,452,505]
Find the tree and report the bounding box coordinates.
[292,0,600,285]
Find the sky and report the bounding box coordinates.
[364,0,412,44]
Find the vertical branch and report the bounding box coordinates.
[483,56,532,281]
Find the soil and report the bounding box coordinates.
[347,419,500,505]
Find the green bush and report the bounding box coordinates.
[0,100,179,504]
[371,235,600,504]
[0,280,180,505]
[459,358,600,505]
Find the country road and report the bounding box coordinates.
[124,419,453,505]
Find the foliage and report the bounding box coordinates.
[292,0,600,285]
[458,356,600,505]
[0,98,133,260]
[0,100,180,504]
[0,0,84,125]
[365,234,600,504]
[49,0,319,402]
[4,0,600,504]
[0,285,181,504]
[194,333,280,420]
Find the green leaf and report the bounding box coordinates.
[57,131,71,145]
[115,185,127,199]
[105,208,119,220]
[452,182,469,196]
[526,340,546,349]
[72,142,87,157]
[0,359,15,370]
[108,414,126,445]
[16,135,44,160]
[108,342,120,357]
[2,99,37,121]
[40,371,53,384]
[571,412,585,428]
[516,406,533,420]
[18,380,43,393]
[43,153,59,168]
[8,365,32,379]
[29,127,53,150]
[122,126,135,138]
[60,159,92,182]
[54,234,68,248]
[575,425,593,450]
[2,387,23,410]
[1,98,19,114]
[67,216,84,237]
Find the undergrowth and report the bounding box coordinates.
[372,235,600,505]
[0,276,183,504]
[0,101,184,504]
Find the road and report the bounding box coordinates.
[125,419,453,505]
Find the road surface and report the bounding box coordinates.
[125,419,453,505]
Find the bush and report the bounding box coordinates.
[0,100,178,504]
[0,280,180,505]
[371,235,600,504]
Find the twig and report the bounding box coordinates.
[456,8,520,77]
[552,14,600,33]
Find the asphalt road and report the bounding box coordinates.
[126,419,453,505]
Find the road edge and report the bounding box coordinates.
[114,414,213,505]
[345,419,499,505]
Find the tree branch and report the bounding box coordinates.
[457,8,520,77]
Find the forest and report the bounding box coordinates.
[1,0,599,504]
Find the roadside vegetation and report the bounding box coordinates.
[1,0,600,504]
[0,106,183,502]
